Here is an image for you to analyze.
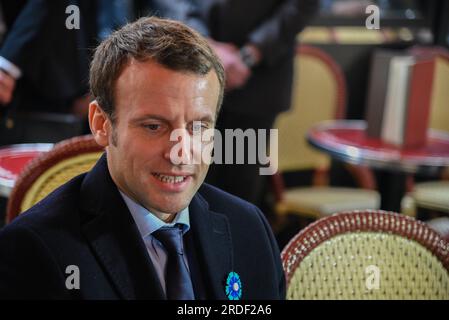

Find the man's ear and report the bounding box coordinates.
[88,100,110,147]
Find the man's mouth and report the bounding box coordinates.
[152,173,189,184]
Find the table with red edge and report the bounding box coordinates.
[307,120,449,212]
[0,144,53,197]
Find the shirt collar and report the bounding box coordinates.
[119,191,190,239]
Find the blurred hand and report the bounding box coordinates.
[208,39,251,90]
[241,43,262,67]
[0,69,16,106]
[332,0,374,16]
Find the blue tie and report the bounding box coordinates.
[152,226,195,300]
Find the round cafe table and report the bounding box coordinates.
[307,120,449,212]
[0,143,53,197]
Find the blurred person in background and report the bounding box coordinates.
[185,0,319,207]
[0,0,195,144]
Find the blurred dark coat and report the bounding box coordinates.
[187,0,319,117]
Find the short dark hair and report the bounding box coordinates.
[89,16,225,121]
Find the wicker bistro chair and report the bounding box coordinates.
[6,135,104,223]
[281,210,449,300]
[273,45,380,219]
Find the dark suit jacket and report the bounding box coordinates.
[0,154,285,299]
[187,0,318,117]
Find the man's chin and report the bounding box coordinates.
[142,189,196,216]
[150,200,190,217]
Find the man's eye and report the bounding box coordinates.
[145,124,161,131]
[191,122,210,132]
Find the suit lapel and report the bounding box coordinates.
[188,193,233,300]
[79,154,165,300]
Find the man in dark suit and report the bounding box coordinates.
[0,16,285,300]
[186,0,319,205]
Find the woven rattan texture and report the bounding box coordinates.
[282,210,449,300]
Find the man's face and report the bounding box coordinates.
[98,60,220,220]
